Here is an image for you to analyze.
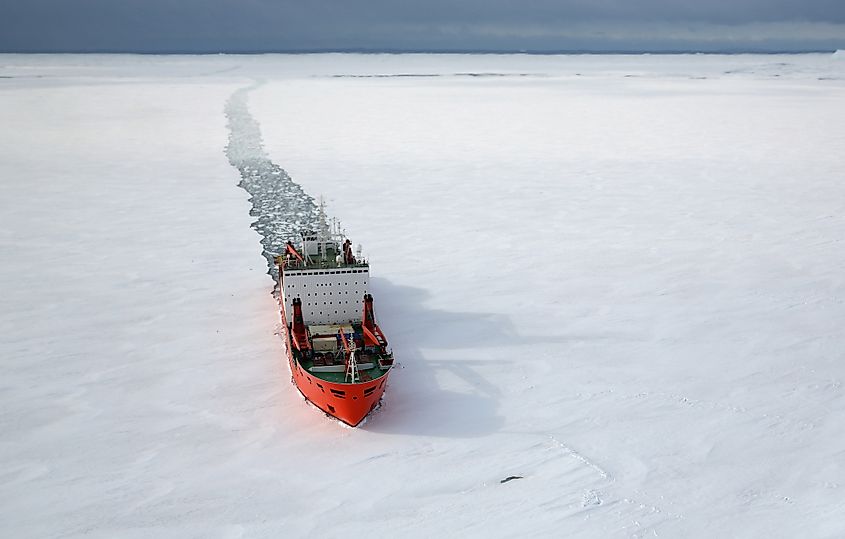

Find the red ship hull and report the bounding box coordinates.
[280,296,389,427]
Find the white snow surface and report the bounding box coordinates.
[2,53,845,538]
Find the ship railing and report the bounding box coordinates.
[281,258,370,271]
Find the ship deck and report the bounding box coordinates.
[297,356,391,384]
[292,320,392,384]
[283,244,368,272]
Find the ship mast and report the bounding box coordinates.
[339,328,360,383]
[345,347,360,383]
[317,197,328,263]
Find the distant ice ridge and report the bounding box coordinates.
[224,83,320,281]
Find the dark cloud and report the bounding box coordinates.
[1,0,844,52]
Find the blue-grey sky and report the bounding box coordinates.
[2,0,844,53]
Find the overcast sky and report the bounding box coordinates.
[2,0,844,53]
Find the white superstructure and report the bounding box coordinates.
[282,265,369,325]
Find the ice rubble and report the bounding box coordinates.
[224,83,320,280]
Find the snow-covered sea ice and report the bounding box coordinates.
[2,52,845,538]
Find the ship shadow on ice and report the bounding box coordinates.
[361,277,517,438]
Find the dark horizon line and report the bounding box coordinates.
[0,47,839,56]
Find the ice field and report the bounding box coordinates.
[2,53,845,537]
